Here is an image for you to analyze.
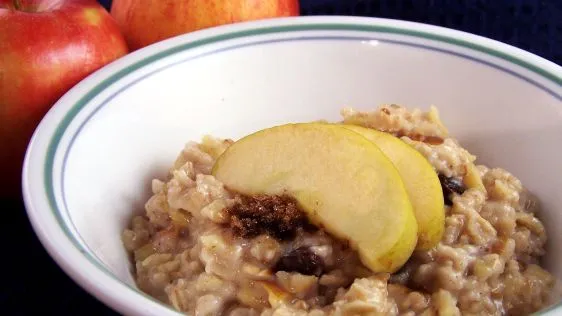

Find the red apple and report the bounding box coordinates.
[111,0,299,51]
[0,0,128,198]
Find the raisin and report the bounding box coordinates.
[178,227,189,238]
[438,174,466,205]
[273,247,325,276]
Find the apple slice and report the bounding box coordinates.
[464,162,486,192]
[212,123,417,273]
[341,125,445,250]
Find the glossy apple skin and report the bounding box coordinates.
[111,0,299,50]
[0,0,128,197]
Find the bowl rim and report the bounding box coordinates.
[22,15,562,316]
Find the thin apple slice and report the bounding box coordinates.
[260,282,290,308]
[464,162,486,192]
[341,125,445,250]
[212,123,417,273]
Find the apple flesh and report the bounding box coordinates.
[0,0,128,197]
[111,0,300,50]
[213,123,418,273]
[341,125,445,250]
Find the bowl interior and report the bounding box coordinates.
[36,20,562,312]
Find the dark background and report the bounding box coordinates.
[2,1,560,316]
[98,0,562,65]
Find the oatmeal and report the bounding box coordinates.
[123,104,558,315]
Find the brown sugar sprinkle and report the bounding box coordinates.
[402,133,445,145]
[225,194,311,240]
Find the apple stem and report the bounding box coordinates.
[12,0,22,10]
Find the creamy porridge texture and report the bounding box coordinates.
[122,105,557,316]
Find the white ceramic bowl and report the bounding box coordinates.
[22,16,562,316]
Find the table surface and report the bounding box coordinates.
[3,1,560,315]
